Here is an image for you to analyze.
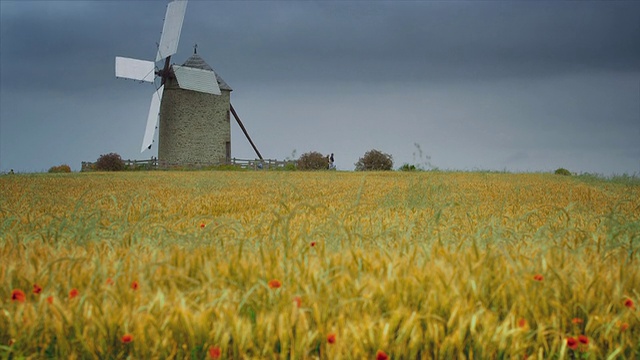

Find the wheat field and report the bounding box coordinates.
[1,171,639,359]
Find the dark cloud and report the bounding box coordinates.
[189,1,640,84]
[1,1,639,174]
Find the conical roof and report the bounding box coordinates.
[181,53,232,91]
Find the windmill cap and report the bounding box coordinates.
[181,54,232,91]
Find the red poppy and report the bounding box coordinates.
[69,288,79,299]
[310,241,316,247]
[327,333,336,344]
[33,284,43,295]
[106,278,114,286]
[293,296,302,308]
[46,296,54,304]
[131,281,139,290]
[376,350,389,360]
[121,334,133,343]
[200,223,205,229]
[566,337,578,350]
[620,322,629,331]
[578,335,588,345]
[533,274,544,282]
[571,318,583,324]
[624,298,634,309]
[11,289,26,303]
[517,318,527,328]
[268,279,281,289]
[208,346,221,359]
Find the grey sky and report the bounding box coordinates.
[1,0,639,174]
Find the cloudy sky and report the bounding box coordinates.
[1,0,639,174]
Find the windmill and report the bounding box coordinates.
[115,0,262,167]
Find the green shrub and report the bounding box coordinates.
[297,152,329,171]
[96,153,125,171]
[399,163,417,172]
[554,168,572,176]
[282,162,297,171]
[48,164,71,173]
[355,149,393,171]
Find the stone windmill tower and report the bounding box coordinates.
[114,0,262,168]
[158,49,233,167]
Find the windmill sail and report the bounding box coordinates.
[115,57,155,82]
[141,85,164,152]
[173,65,221,95]
[156,0,188,62]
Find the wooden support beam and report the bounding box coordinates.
[230,104,263,160]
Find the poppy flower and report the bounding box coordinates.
[121,334,133,343]
[517,318,527,328]
[578,335,588,345]
[376,350,389,360]
[208,346,221,359]
[46,296,54,304]
[571,318,583,324]
[624,298,634,309]
[11,289,26,302]
[310,241,316,247]
[327,333,336,344]
[131,281,139,290]
[33,284,43,295]
[106,278,114,286]
[566,337,578,350]
[69,288,79,299]
[268,279,281,289]
[533,274,544,282]
[293,296,302,308]
[620,322,629,331]
[200,223,205,229]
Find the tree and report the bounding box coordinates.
[355,149,393,171]
[297,151,328,170]
[48,164,71,173]
[96,153,125,171]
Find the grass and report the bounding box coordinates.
[1,171,639,359]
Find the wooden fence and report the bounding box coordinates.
[81,157,295,172]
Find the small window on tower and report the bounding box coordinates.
[227,110,230,123]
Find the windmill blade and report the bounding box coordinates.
[156,0,188,62]
[141,85,165,152]
[115,57,155,82]
[173,65,221,95]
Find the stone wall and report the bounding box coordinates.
[158,77,231,168]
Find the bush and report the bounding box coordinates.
[283,162,297,171]
[96,153,125,171]
[554,168,572,176]
[355,149,393,171]
[48,164,71,173]
[297,151,329,171]
[399,163,417,172]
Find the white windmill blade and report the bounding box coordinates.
[156,0,188,62]
[141,85,165,152]
[115,57,155,82]
[173,65,221,95]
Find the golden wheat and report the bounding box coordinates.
[1,171,639,359]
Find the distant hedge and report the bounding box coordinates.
[355,149,393,171]
[48,164,71,173]
[554,168,572,176]
[96,153,125,171]
[297,151,328,171]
